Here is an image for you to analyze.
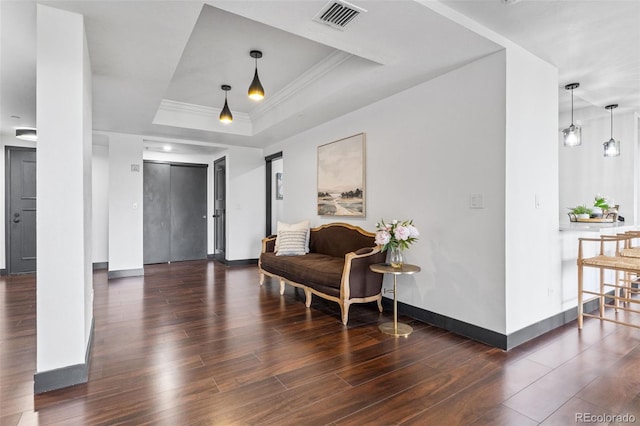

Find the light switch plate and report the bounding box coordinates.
[469,193,485,209]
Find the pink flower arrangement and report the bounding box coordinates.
[375,219,419,251]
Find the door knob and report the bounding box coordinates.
[13,213,20,223]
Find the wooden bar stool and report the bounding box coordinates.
[577,235,640,329]
[617,231,640,300]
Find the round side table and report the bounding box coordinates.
[370,263,421,337]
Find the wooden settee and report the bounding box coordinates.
[259,223,386,324]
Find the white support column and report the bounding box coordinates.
[35,4,93,393]
[108,133,144,278]
[107,132,144,278]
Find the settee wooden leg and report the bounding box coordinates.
[279,280,286,295]
[341,301,351,325]
[376,295,383,313]
[304,289,312,307]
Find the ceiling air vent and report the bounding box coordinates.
[313,0,366,31]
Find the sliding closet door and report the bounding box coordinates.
[143,161,207,264]
[143,162,171,264]
[170,165,207,261]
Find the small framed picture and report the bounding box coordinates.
[275,172,283,200]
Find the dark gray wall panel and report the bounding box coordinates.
[170,165,207,262]
[143,162,171,264]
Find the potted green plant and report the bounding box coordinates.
[569,205,592,220]
[592,194,610,218]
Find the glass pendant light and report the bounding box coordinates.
[562,83,581,147]
[219,85,233,123]
[603,104,620,157]
[248,50,265,101]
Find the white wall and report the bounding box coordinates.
[265,51,509,333]
[36,4,92,372]
[82,28,93,346]
[91,142,261,266]
[92,144,109,263]
[559,111,638,224]
[504,46,560,334]
[223,146,265,261]
[637,114,640,222]
[107,132,143,273]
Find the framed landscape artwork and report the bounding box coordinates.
[317,133,365,217]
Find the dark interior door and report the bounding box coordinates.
[214,158,226,261]
[170,165,207,262]
[7,148,37,274]
[143,161,207,264]
[143,162,171,264]
[264,152,282,236]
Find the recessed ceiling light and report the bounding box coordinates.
[163,145,172,152]
[16,128,37,142]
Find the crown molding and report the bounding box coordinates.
[153,99,252,136]
[250,50,353,122]
[157,99,252,123]
[152,50,352,136]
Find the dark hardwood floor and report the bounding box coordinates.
[1,260,640,425]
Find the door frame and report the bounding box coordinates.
[213,156,226,262]
[5,146,37,275]
[142,159,209,264]
[265,152,283,236]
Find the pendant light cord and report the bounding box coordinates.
[610,107,613,139]
[571,87,574,125]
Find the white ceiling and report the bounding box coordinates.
[441,0,640,118]
[164,5,337,112]
[1,0,638,152]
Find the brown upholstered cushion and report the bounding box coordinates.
[309,225,375,258]
[260,252,344,290]
[354,247,373,255]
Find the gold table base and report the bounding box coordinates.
[379,321,413,337]
[369,263,421,339]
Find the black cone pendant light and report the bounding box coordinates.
[603,104,620,157]
[219,85,233,123]
[562,83,581,147]
[248,50,265,101]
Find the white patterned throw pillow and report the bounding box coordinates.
[275,229,308,256]
[275,220,310,253]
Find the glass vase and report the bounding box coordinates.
[389,247,404,269]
